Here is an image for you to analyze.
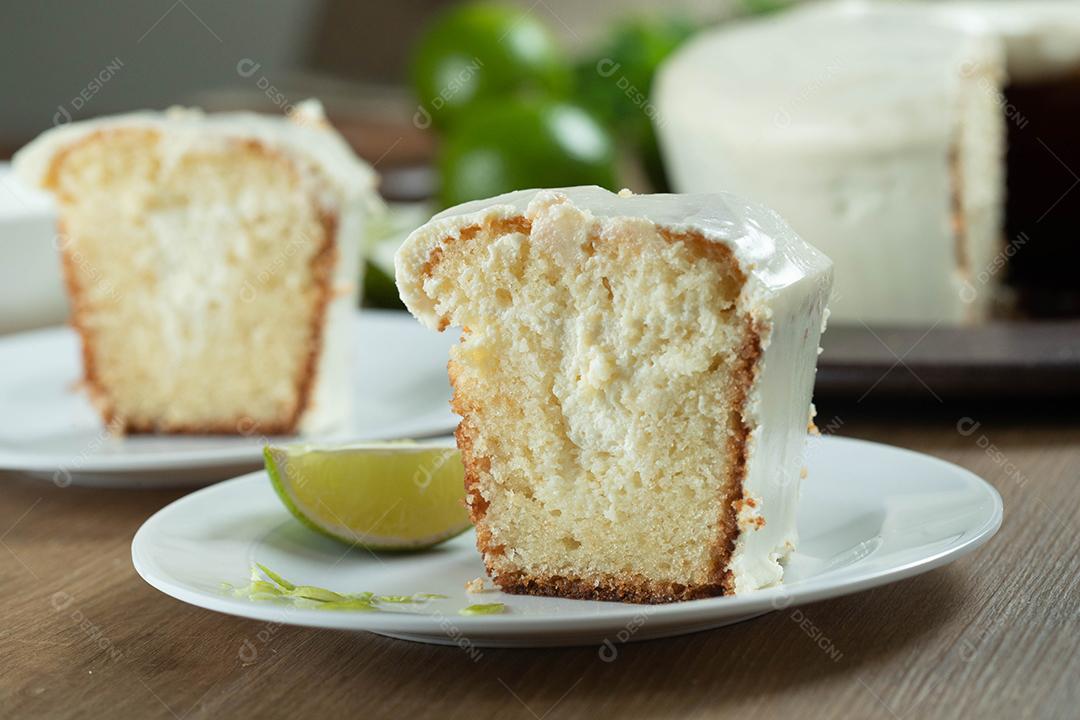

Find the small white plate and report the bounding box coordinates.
[0,310,457,487]
[131,436,1002,648]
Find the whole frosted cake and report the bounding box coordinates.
[396,186,832,602]
[657,0,1080,323]
[655,1,1005,325]
[14,101,381,434]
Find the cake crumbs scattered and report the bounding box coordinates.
[734,497,767,531]
[800,466,809,479]
[465,577,488,593]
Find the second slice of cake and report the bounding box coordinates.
[14,102,380,435]
[396,187,832,602]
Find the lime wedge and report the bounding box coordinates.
[264,441,471,551]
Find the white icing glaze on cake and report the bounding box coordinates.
[14,100,377,209]
[654,0,1005,326]
[397,186,833,593]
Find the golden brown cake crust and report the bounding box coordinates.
[658,227,762,598]
[440,219,765,604]
[497,569,727,604]
[45,130,336,436]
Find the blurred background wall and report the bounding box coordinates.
[0,0,738,156]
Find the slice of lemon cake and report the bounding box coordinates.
[14,101,381,435]
[396,186,833,602]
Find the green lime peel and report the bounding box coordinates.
[459,603,506,616]
[223,565,462,614]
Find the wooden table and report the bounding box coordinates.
[2,399,1077,719]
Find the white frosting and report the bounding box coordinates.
[13,100,377,207]
[396,186,833,593]
[654,0,1004,325]
[13,101,381,433]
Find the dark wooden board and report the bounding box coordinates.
[817,321,1080,399]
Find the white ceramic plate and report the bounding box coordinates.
[131,436,1002,648]
[0,310,457,486]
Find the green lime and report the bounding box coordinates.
[740,0,798,15]
[264,441,471,551]
[577,17,695,126]
[575,17,696,191]
[438,98,617,207]
[411,2,571,129]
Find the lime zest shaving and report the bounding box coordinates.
[227,565,467,614]
[315,598,379,612]
[256,563,296,591]
[377,595,421,604]
[248,580,283,596]
[459,603,506,616]
[291,586,346,603]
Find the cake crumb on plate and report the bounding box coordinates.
[465,577,488,593]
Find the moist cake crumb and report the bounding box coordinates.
[465,577,488,593]
[396,186,832,602]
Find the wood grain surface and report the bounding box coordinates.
[1,400,1077,720]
